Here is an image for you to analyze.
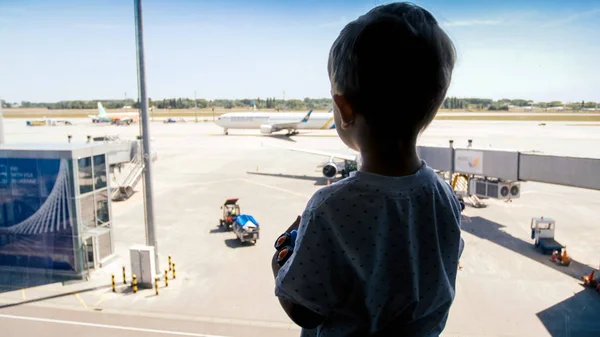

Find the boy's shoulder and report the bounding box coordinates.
[305,175,360,213]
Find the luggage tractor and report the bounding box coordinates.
[530,216,571,266]
[220,198,241,231]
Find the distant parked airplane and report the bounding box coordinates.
[215,108,334,135]
[89,102,139,125]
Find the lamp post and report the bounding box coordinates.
[133,0,159,272]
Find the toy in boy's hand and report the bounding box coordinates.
[275,230,297,250]
[277,246,294,266]
[275,230,297,266]
[275,216,301,266]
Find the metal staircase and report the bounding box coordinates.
[111,150,157,201]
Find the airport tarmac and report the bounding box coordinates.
[1,118,600,337]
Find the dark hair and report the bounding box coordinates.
[328,2,455,138]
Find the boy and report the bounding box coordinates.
[272,2,463,336]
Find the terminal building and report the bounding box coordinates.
[0,141,135,285]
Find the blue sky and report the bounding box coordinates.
[0,0,599,103]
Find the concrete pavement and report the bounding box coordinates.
[1,118,600,337]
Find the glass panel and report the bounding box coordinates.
[95,190,109,225]
[78,157,93,194]
[84,237,94,269]
[97,231,112,260]
[93,154,107,190]
[80,194,96,228]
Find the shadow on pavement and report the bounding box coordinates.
[462,216,593,280]
[209,226,228,234]
[463,216,600,336]
[266,134,297,143]
[246,171,329,186]
[536,287,600,337]
[224,238,254,249]
[0,270,74,294]
[0,284,112,309]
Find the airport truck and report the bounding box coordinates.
[530,217,564,254]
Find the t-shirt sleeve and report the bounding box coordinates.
[275,209,346,316]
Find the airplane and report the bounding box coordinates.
[215,109,334,136]
[89,102,139,125]
[262,144,467,209]
[265,143,360,179]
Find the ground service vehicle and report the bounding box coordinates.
[530,217,564,254]
[220,198,240,231]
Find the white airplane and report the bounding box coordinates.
[215,109,335,135]
[89,102,139,125]
[265,143,360,179]
[262,144,466,209]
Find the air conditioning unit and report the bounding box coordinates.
[469,179,520,199]
[129,245,157,288]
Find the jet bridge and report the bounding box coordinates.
[417,141,600,198]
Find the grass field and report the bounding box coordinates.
[3,107,600,122]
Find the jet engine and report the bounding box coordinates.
[260,125,274,134]
[322,162,339,179]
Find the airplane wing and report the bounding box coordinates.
[264,143,357,161]
[270,110,312,130]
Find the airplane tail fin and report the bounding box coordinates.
[253,100,257,112]
[301,110,313,123]
[97,102,108,117]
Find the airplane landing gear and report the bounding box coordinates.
[224,128,229,135]
[285,130,298,136]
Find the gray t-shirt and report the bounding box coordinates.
[275,162,464,337]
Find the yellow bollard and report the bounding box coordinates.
[155,277,159,296]
[164,269,169,287]
[172,263,177,279]
[111,274,116,293]
[132,274,138,293]
[122,266,127,284]
[168,255,172,271]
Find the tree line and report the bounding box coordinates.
[2,97,598,111]
[443,97,598,111]
[6,98,334,111]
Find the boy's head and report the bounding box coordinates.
[328,2,455,151]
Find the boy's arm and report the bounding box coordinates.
[273,214,342,329]
[271,251,326,328]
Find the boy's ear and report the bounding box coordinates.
[332,94,355,129]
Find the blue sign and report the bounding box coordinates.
[0,158,75,271]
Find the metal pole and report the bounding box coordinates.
[134,0,159,273]
[449,139,454,185]
[194,91,198,123]
[0,99,4,145]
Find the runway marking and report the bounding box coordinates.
[240,179,312,198]
[74,293,89,310]
[21,289,26,301]
[0,314,228,337]
[0,297,300,331]
[93,294,106,307]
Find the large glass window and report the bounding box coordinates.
[93,154,107,190]
[97,231,112,261]
[95,190,109,225]
[80,193,96,228]
[78,157,93,194]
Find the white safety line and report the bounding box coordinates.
[240,179,312,199]
[0,313,228,337]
